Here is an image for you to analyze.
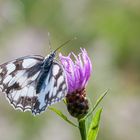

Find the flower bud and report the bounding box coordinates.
[66,89,89,119]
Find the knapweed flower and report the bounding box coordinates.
[59,48,92,119]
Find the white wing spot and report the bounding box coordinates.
[27,86,35,97]
[62,84,66,90]
[22,59,37,68]
[52,87,57,97]
[31,71,40,81]
[6,63,16,75]
[13,91,20,101]
[53,65,60,76]
[57,91,63,99]
[8,70,25,87]
[0,85,3,91]
[48,77,55,98]
[45,73,50,85]
[3,75,13,84]
[17,74,28,86]
[0,67,2,73]
[20,87,28,97]
[57,75,64,85]
[17,104,23,108]
[11,91,16,98]
[0,75,2,81]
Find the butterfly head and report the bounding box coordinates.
[49,51,56,60]
[44,51,56,67]
[44,37,77,69]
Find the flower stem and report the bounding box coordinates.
[78,119,87,140]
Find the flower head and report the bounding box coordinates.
[59,48,92,94]
[59,48,92,119]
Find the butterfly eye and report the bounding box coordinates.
[49,52,55,59]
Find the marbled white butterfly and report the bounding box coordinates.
[0,41,70,115]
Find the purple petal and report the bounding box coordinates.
[59,48,92,93]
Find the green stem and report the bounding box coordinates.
[78,119,87,140]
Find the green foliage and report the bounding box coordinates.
[87,108,102,140]
[50,90,107,140]
[49,107,78,127]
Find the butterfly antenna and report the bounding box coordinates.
[48,32,53,53]
[54,37,77,53]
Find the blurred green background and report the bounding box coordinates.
[0,0,140,140]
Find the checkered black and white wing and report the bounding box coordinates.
[32,61,68,115]
[0,55,44,111]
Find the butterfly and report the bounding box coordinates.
[0,44,69,115]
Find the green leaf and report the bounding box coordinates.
[49,107,78,127]
[85,112,93,135]
[87,108,102,140]
[82,89,108,121]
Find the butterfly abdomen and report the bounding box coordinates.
[36,70,50,94]
[36,57,53,94]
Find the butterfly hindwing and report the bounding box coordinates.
[0,55,44,111]
[7,81,37,111]
[32,61,67,114]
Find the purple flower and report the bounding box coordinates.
[59,48,92,94]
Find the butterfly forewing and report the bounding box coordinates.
[0,55,44,112]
